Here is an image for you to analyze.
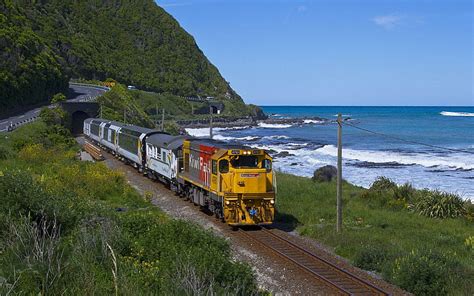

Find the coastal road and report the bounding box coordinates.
[0,83,108,132]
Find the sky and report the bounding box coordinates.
[156,0,473,106]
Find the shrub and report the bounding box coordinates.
[370,176,397,191]
[464,200,474,221]
[414,190,466,219]
[312,165,337,182]
[393,183,415,202]
[391,250,453,296]
[353,244,394,273]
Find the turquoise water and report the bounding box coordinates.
[188,106,474,199]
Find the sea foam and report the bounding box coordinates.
[315,145,474,170]
[257,123,292,129]
[440,111,474,117]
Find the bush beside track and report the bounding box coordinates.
[275,173,474,295]
[0,121,260,295]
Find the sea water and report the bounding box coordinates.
[186,106,474,200]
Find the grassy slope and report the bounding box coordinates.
[276,173,473,295]
[0,122,259,295]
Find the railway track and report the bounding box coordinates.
[239,227,390,296]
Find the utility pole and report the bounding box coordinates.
[123,108,127,124]
[336,113,343,233]
[209,106,213,139]
[161,109,165,132]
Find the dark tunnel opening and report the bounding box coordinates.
[71,111,89,135]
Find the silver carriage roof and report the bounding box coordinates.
[111,122,154,135]
[146,133,189,150]
[85,118,110,125]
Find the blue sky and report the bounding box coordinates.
[157,0,473,106]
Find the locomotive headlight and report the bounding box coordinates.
[225,200,230,205]
[270,199,275,204]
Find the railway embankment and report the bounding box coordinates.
[0,122,259,295]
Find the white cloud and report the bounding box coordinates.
[372,14,403,29]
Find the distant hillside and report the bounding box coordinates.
[1,0,246,115]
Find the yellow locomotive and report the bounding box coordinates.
[178,139,275,226]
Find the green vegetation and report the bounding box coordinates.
[0,2,68,115]
[1,0,251,116]
[275,173,474,295]
[0,121,260,294]
[130,88,260,120]
[98,84,156,129]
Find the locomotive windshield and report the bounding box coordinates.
[230,155,258,168]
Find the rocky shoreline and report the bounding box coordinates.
[177,115,331,129]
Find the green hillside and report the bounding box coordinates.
[1,0,247,115]
[0,2,69,115]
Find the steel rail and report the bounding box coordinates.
[239,227,390,296]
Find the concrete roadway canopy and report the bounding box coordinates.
[60,102,100,135]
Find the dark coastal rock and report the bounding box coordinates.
[274,151,291,158]
[312,165,337,182]
[248,104,268,120]
[352,161,411,169]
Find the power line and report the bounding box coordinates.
[341,121,474,155]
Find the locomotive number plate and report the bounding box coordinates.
[241,173,259,178]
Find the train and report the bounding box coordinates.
[83,118,276,226]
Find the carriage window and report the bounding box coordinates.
[212,160,217,174]
[230,156,258,168]
[219,160,229,173]
[162,151,166,162]
[262,159,272,171]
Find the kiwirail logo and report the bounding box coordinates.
[189,153,211,186]
[189,153,201,171]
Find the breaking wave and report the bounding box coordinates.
[185,126,251,137]
[213,135,260,141]
[316,145,474,170]
[440,111,474,117]
[257,123,292,129]
[303,119,325,124]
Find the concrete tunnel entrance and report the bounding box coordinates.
[60,102,99,135]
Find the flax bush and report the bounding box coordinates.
[415,190,466,219]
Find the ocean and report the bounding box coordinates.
[186,106,474,200]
